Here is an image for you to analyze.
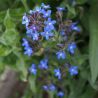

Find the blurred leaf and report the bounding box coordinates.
[0,10,20,46]
[76,0,87,4]
[0,8,25,23]
[89,1,98,83]
[60,0,76,18]
[32,0,42,4]
[29,76,37,94]
[0,0,14,11]
[69,78,86,98]
[48,91,55,98]
[79,86,95,98]
[66,4,76,18]
[16,57,28,81]
[22,87,32,98]
[4,10,15,29]
[0,29,19,46]
[0,45,12,56]
[0,58,5,72]
[21,0,29,11]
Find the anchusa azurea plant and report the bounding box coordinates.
[22,3,80,97]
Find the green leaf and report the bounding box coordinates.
[60,0,76,18]
[0,9,20,46]
[89,2,98,83]
[48,91,55,98]
[15,52,28,81]
[29,76,36,94]
[76,0,87,4]
[0,29,19,46]
[16,58,28,81]
[0,8,25,23]
[66,4,76,18]
[4,10,15,29]
[21,0,29,11]
[0,45,12,56]
[79,86,95,98]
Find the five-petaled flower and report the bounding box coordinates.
[56,51,66,59]
[67,42,77,54]
[29,64,37,75]
[57,91,64,97]
[38,59,48,69]
[69,66,78,76]
[54,68,61,79]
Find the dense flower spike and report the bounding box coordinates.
[22,3,81,97]
[22,3,56,42]
[69,66,78,76]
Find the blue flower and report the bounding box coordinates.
[71,22,80,32]
[22,13,29,26]
[34,6,42,12]
[57,91,64,97]
[28,25,37,32]
[56,51,66,59]
[41,3,50,9]
[43,84,56,91]
[69,66,78,76]
[56,7,65,12]
[43,85,48,91]
[44,18,56,31]
[54,68,61,79]
[26,28,33,37]
[41,31,54,40]
[49,84,56,91]
[22,38,33,56]
[24,46,33,56]
[22,38,29,47]
[29,10,34,14]
[38,59,48,69]
[41,9,51,18]
[32,32,39,41]
[29,64,37,75]
[67,42,76,54]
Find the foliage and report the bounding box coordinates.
[0,0,98,98]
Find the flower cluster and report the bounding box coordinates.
[22,3,80,97]
[22,3,56,42]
